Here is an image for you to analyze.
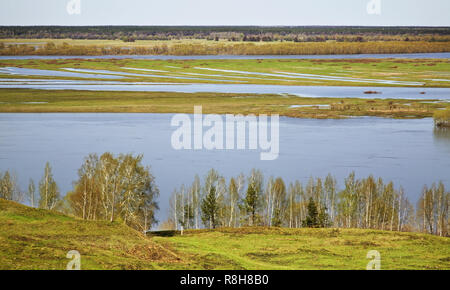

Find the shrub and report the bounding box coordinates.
[434,108,450,127]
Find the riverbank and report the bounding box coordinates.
[1,89,449,119]
[2,39,450,56]
[434,108,450,127]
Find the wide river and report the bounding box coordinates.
[0,113,449,223]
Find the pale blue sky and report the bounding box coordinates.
[0,0,449,26]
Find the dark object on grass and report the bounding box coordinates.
[146,230,179,237]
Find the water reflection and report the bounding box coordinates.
[434,127,450,151]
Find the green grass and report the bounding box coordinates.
[0,88,448,119]
[1,199,449,270]
[1,58,448,118]
[153,227,450,270]
[0,199,182,270]
[1,58,449,87]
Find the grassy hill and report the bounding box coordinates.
[154,228,450,270]
[1,199,449,270]
[0,199,181,270]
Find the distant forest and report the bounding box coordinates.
[1,26,450,42]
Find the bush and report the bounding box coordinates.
[434,108,450,127]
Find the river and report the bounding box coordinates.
[0,113,449,223]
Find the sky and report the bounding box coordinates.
[0,0,449,26]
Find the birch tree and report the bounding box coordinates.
[0,171,20,201]
[324,174,337,226]
[228,177,239,227]
[271,177,287,227]
[38,162,60,210]
[192,175,201,229]
[28,178,36,207]
[67,153,159,231]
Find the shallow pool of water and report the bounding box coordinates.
[1,82,448,100]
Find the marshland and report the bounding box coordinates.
[0,25,449,270]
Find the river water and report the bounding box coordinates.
[0,113,449,223]
[2,82,449,99]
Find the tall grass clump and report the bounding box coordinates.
[434,108,450,127]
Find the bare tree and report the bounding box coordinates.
[28,178,36,207]
[38,162,60,210]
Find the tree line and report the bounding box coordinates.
[1,41,449,56]
[1,26,449,42]
[0,162,60,210]
[0,155,448,236]
[166,169,449,236]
